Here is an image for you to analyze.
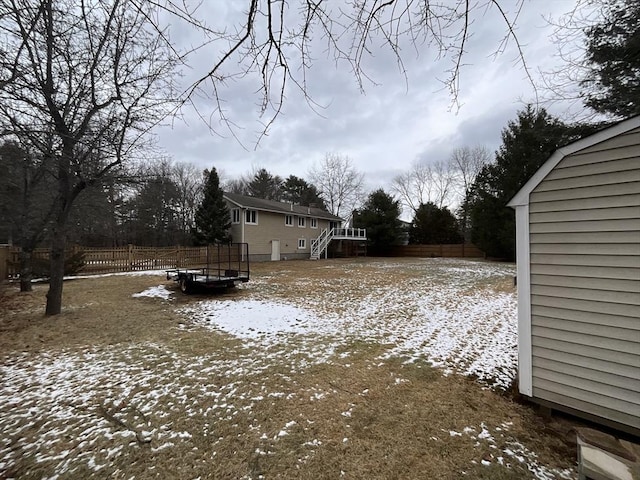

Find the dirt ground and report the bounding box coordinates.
[0,258,581,479]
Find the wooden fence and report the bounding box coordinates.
[1,244,247,279]
[0,246,8,281]
[1,242,485,280]
[387,244,485,258]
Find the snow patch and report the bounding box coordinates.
[132,285,172,300]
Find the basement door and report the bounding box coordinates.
[271,240,281,261]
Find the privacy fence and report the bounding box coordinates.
[0,242,485,280]
[388,244,485,258]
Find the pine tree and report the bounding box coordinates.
[410,202,462,245]
[281,175,325,208]
[354,189,403,253]
[194,167,231,245]
[247,168,283,200]
[582,0,640,118]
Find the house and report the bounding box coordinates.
[508,116,640,436]
[224,192,366,261]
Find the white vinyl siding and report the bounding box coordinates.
[528,126,640,432]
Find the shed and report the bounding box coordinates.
[508,115,640,436]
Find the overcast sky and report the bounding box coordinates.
[155,1,584,194]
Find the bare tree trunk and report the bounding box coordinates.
[19,249,33,292]
[45,221,66,315]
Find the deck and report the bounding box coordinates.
[311,228,367,260]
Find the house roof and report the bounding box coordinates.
[224,192,343,221]
[508,115,640,208]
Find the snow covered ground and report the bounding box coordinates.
[0,258,577,479]
[180,258,518,389]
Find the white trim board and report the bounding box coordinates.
[515,205,532,396]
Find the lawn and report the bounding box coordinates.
[0,258,578,479]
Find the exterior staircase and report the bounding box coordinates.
[310,228,366,260]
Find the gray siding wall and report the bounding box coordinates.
[242,211,328,257]
[528,127,640,431]
[225,201,331,259]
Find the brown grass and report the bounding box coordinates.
[0,259,580,479]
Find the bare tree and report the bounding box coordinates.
[450,146,492,200]
[391,157,457,213]
[309,154,364,218]
[393,149,483,216]
[0,0,178,315]
[222,177,250,196]
[450,145,492,241]
[538,1,613,121]
[391,162,433,215]
[431,159,458,209]
[173,162,203,243]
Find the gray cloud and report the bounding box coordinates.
[156,0,580,196]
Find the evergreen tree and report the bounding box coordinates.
[281,175,326,208]
[128,176,182,246]
[247,168,283,200]
[0,141,55,291]
[582,0,640,117]
[354,189,402,253]
[410,202,462,244]
[193,167,230,245]
[467,106,596,260]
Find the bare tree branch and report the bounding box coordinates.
[127,1,532,140]
[309,153,364,218]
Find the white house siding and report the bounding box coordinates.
[527,127,640,431]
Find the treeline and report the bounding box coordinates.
[0,106,617,265]
[354,0,640,259]
[0,155,200,248]
[354,106,606,259]
[0,155,334,249]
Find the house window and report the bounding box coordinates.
[245,209,258,225]
[310,218,318,229]
[298,216,306,228]
[231,208,240,224]
[297,238,306,249]
[285,215,293,226]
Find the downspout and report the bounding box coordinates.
[238,207,246,262]
[241,208,245,244]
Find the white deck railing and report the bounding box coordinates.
[310,228,367,260]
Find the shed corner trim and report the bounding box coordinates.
[514,204,533,396]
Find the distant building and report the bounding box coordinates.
[224,192,342,261]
